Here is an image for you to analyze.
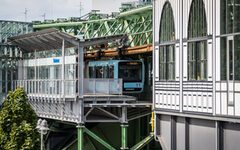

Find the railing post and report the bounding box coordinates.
[48,80,50,100]
[120,79,123,95]
[94,79,96,95]
[27,80,29,94]
[78,46,84,98]
[108,79,110,95]
[62,39,65,101]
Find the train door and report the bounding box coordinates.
[227,36,235,111]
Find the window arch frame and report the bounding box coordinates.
[159,2,176,81]
[187,0,209,81]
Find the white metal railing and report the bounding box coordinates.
[13,78,123,99]
[13,79,77,99]
[83,78,122,95]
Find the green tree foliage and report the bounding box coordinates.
[0,87,40,150]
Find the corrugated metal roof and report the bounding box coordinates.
[8,28,77,53]
[8,28,127,53]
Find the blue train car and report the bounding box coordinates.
[88,60,145,93]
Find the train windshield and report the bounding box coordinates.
[89,65,114,78]
[118,62,142,82]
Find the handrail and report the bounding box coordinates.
[13,78,123,100]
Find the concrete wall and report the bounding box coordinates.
[156,114,240,150]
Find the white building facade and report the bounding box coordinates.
[153,0,240,149]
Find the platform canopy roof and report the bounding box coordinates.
[8,28,127,53]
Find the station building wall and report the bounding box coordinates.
[153,0,240,149]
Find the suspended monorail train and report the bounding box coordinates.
[88,60,145,93]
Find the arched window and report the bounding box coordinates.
[159,2,175,80]
[188,0,207,80]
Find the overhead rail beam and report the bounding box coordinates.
[118,5,152,18]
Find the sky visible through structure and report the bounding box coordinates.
[0,0,92,22]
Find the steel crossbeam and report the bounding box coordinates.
[33,5,153,48]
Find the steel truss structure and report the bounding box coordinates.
[0,20,32,102]
[9,28,152,150]
[30,6,154,150]
[33,5,152,49]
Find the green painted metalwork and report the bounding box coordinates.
[78,126,84,150]
[121,124,128,149]
[84,127,116,150]
[33,5,152,48]
[0,20,33,43]
[0,20,33,103]
[130,133,154,150]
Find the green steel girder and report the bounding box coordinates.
[33,5,152,48]
[0,21,33,44]
[0,20,33,103]
[130,133,154,150]
[84,127,116,150]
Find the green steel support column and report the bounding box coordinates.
[121,124,129,150]
[136,118,141,144]
[84,128,116,150]
[77,125,84,150]
[146,115,150,150]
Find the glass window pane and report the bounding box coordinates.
[229,40,233,80]
[96,66,103,78]
[221,0,227,34]
[234,0,240,32]
[188,0,207,38]
[227,0,234,33]
[221,37,227,80]
[109,66,114,78]
[234,35,240,80]
[188,0,207,80]
[159,2,175,81]
[89,66,96,78]
[118,62,142,82]
[159,2,175,43]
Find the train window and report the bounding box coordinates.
[103,66,108,78]
[109,66,114,78]
[89,65,114,78]
[89,66,96,78]
[118,62,142,82]
[96,66,103,78]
